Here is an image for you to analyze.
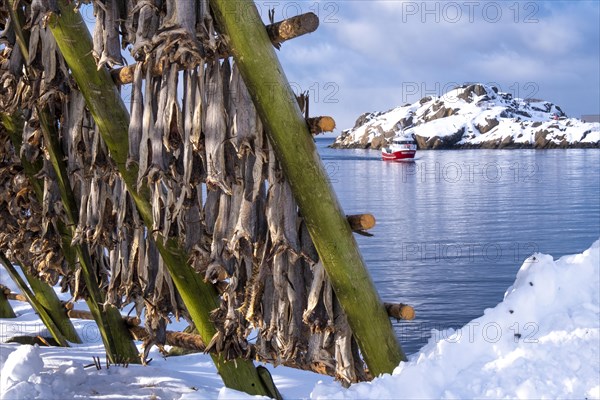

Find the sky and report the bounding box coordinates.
[257,0,600,133]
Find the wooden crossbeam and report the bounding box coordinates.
[347,214,376,231]
[6,289,415,322]
[307,116,336,134]
[384,303,415,320]
[111,12,319,85]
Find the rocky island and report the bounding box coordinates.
[332,84,599,150]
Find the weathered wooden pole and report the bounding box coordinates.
[38,108,140,361]
[0,251,70,346]
[1,114,82,343]
[0,285,16,318]
[209,0,407,376]
[24,273,82,343]
[5,2,137,358]
[47,2,273,396]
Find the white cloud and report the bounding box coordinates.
[277,1,600,129]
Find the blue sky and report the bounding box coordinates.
[259,0,600,132]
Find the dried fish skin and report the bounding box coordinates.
[92,0,124,68]
[127,62,144,168]
[130,0,160,60]
[149,63,170,173]
[228,63,258,155]
[203,59,231,194]
[265,148,300,254]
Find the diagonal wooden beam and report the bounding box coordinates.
[1,112,82,344]
[4,2,137,359]
[0,251,70,346]
[47,1,274,397]
[209,0,407,378]
[0,284,17,318]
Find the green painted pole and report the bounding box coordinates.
[0,251,69,346]
[38,106,140,362]
[209,0,407,377]
[5,1,139,361]
[0,288,16,318]
[24,273,81,343]
[46,1,272,396]
[1,113,81,343]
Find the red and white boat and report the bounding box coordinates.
[382,134,417,161]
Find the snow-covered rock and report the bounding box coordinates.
[333,84,600,149]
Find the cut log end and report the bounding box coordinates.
[346,214,376,231]
[307,116,336,135]
[384,303,415,320]
[6,292,28,302]
[268,12,319,44]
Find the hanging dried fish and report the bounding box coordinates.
[137,59,155,184]
[203,59,231,194]
[229,63,258,155]
[130,0,160,60]
[229,129,265,250]
[0,0,373,384]
[205,190,232,283]
[92,0,123,68]
[149,62,169,174]
[127,62,144,168]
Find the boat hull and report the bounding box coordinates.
[382,150,416,161]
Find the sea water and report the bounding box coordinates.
[316,137,600,354]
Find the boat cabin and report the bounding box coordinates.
[393,139,414,145]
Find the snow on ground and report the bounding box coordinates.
[1,239,599,399]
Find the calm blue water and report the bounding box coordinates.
[316,137,600,355]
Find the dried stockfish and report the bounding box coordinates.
[149,62,169,173]
[205,189,231,283]
[230,129,265,249]
[181,69,197,189]
[302,260,333,333]
[0,0,373,383]
[153,0,204,66]
[183,187,204,253]
[129,0,160,60]
[229,63,258,155]
[137,59,155,184]
[203,59,231,194]
[92,0,123,68]
[38,26,57,84]
[333,299,368,384]
[265,144,300,254]
[127,62,144,168]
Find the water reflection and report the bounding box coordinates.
[318,139,600,354]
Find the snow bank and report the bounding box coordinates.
[312,240,600,399]
[1,345,44,397]
[1,240,598,399]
